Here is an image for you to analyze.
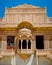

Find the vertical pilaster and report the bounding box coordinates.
[21,40,22,50]
[36,54,38,65]
[2,40,3,49]
[11,56,14,65]
[46,40,49,50]
[27,40,28,49]
[13,55,16,65]
[44,40,49,50]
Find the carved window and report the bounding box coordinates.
[18,40,31,49]
[7,36,15,49]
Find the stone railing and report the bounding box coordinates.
[47,49,52,59]
[0,49,15,57]
[21,49,34,54]
[36,49,48,55]
[36,49,52,59]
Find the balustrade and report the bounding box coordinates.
[0,49,15,56]
[21,49,33,54]
[36,49,48,55]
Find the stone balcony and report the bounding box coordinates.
[0,49,52,59]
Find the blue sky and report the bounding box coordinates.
[0,0,52,18]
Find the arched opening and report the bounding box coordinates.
[22,40,27,49]
[28,40,31,49]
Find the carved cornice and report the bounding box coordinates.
[6,4,46,14]
[0,27,16,31]
[12,4,40,8]
[33,27,52,31]
[0,27,52,31]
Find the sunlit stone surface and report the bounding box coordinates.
[0,4,52,65]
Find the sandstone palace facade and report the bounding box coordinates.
[0,4,52,65]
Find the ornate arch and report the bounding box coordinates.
[17,21,33,32]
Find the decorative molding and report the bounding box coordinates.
[0,27,52,31]
[12,4,40,8]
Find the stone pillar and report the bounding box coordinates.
[11,56,14,65]
[29,40,32,50]
[27,40,28,49]
[2,40,3,49]
[36,55,38,65]
[13,55,16,65]
[44,40,49,49]
[2,36,7,50]
[0,38,2,48]
[21,40,22,50]
[47,40,49,50]
[34,40,36,50]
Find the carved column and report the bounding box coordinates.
[13,56,16,65]
[21,40,22,50]
[36,55,38,65]
[11,56,13,65]
[27,40,28,49]
[11,56,16,65]
[2,40,3,49]
[44,40,49,49]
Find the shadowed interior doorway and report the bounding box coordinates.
[36,35,44,49]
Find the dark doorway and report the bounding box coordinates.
[22,40,27,49]
[36,35,44,49]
